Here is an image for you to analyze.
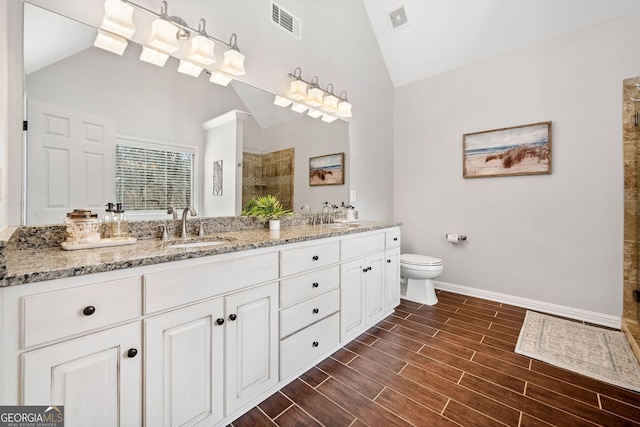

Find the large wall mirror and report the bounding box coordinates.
[23,2,350,225]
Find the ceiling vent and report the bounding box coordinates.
[387,6,409,31]
[271,1,302,41]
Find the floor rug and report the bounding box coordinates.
[515,311,640,392]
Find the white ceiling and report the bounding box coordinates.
[362,0,640,88]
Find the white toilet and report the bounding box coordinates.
[400,254,443,305]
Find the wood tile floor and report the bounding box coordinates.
[231,290,640,426]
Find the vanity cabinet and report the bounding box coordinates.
[22,321,141,427]
[13,276,143,427]
[1,225,401,427]
[144,281,278,426]
[384,229,402,313]
[144,298,225,427]
[224,282,278,415]
[339,232,387,341]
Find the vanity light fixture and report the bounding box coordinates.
[219,34,246,76]
[177,59,203,77]
[101,0,135,38]
[321,84,339,113]
[291,102,309,113]
[307,108,323,118]
[273,96,293,107]
[187,19,216,66]
[139,46,169,66]
[94,29,129,55]
[287,68,308,100]
[273,67,352,123]
[95,1,249,83]
[336,91,352,118]
[306,77,324,107]
[208,70,233,86]
[147,2,180,53]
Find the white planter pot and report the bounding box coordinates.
[269,220,280,231]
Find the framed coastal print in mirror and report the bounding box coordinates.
[463,121,551,178]
[309,153,345,186]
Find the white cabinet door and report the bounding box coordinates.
[384,248,401,313]
[365,252,385,326]
[340,258,366,342]
[225,282,278,416]
[21,322,140,427]
[144,298,225,427]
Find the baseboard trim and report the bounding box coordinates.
[434,281,621,329]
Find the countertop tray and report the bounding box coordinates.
[61,237,137,251]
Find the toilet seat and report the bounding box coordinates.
[401,254,442,266]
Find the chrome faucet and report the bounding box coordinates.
[321,204,333,226]
[181,207,197,238]
[167,206,178,219]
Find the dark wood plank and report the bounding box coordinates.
[280,378,356,426]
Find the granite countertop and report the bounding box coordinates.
[1,221,401,287]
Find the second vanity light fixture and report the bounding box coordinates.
[94,0,246,86]
[274,68,352,123]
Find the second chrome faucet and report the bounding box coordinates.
[181,207,197,238]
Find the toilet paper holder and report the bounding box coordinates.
[445,233,467,242]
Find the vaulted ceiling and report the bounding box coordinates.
[362,0,640,87]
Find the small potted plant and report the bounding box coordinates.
[241,195,292,230]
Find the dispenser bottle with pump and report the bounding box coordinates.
[111,203,129,240]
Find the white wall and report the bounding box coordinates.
[2,0,395,227]
[394,13,640,318]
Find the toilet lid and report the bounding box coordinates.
[401,254,442,266]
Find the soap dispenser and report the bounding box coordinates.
[104,202,115,224]
[111,203,129,240]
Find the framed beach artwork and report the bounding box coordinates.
[463,121,552,178]
[309,153,345,186]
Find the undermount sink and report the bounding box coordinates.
[166,236,234,249]
[168,241,228,249]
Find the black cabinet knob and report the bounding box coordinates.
[312,341,319,347]
[216,318,225,326]
[393,237,398,241]
[312,282,319,288]
[127,348,138,358]
[229,314,237,321]
[312,255,319,261]
[313,308,319,314]
[387,259,391,263]
[83,306,96,316]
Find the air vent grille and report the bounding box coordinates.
[271,1,301,40]
[387,6,409,31]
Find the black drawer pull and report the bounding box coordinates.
[312,341,319,347]
[393,237,398,241]
[387,259,391,263]
[312,255,319,261]
[127,348,138,358]
[83,306,96,316]
[313,308,319,314]
[229,314,237,321]
[312,282,319,288]
[216,318,225,326]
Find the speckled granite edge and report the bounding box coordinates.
[1,220,402,287]
[0,227,17,280]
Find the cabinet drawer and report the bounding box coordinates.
[22,276,141,348]
[340,233,385,260]
[144,252,278,314]
[280,313,340,380]
[280,265,339,307]
[386,229,401,248]
[280,288,339,338]
[280,241,339,277]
